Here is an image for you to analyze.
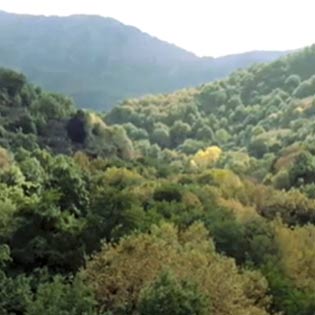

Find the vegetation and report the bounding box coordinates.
[1,45,315,315]
[0,10,288,110]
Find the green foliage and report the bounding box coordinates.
[26,276,97,315]
[293,76,315,98]
[285,74,301,91]
[151,125,171,148]
[170,120,192,147]
[0,254,32,315]
[263,264,315,315]
[0,245,11,267]
[153,184,183,203]
[31,93,75,121]
[271,169,290,190]
[198,86,227,113]
[47,155,89,215]
[2,42,315,315]
[0,68,26,97]
[215,128,231,143]
[139,270,209,315]
[202,206,247,263]
[177,139,204,154]
[87,186,146,242]
[289,151,315,186]
[8,189,87,272]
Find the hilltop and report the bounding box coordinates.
[0,10,288,110]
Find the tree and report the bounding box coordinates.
[153,184,182,203]
[293,76,315,98]
[0,68,26,97]
[215,129,231,144]
[31,93,75,121]
[195,125,215,142]
[111,125,135,159]
[26,276,97,315]
[83,223,270,315]
[0,272,32,315]
[9,189,87,273]
[285,74,301,92]
[275,222,315,292]
[289,151,315,186]
[87,186,146,243]
[170,121,191,147]
[139,270,209,315]
[177,139,204,155]
[0,147,12,170]
[151,125,170,148]
[67,110,87,144]
[123,123,148,141]
[101,167,143,190]
[190,146,222,169]
[248,137,269,158]
[198,87,227,113]
[47,156,89,216]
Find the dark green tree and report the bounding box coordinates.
[138,270,209,315]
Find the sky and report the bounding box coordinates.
[0,0,314,57]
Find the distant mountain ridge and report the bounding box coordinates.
[0,10,290,110]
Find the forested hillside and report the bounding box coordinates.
[0,10,288,110]
[1,45,315,315]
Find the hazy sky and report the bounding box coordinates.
[1,0,314,57]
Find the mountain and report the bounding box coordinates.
[0,10,289,110]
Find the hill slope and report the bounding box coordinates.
[107,45,315,181]
[2,46,315,315]
[0,10,289,110]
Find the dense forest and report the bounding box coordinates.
[0,10,289,110]
[1,45,315,315]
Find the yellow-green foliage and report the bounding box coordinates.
[198,168,243,199]
[87,112,107,130]
[275,222,315,291]
[190,146,222,169]
[3,43,315,315]
[259,189,315,223]
[222,151,251,174]
[218,198,259,222]
[273,145,304,172]
[271,169,290,190]
[182,191,203,208]
[83,223,270,315]
[0,147,12,170]
[85,112,135,159]
[102,167,143,188]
